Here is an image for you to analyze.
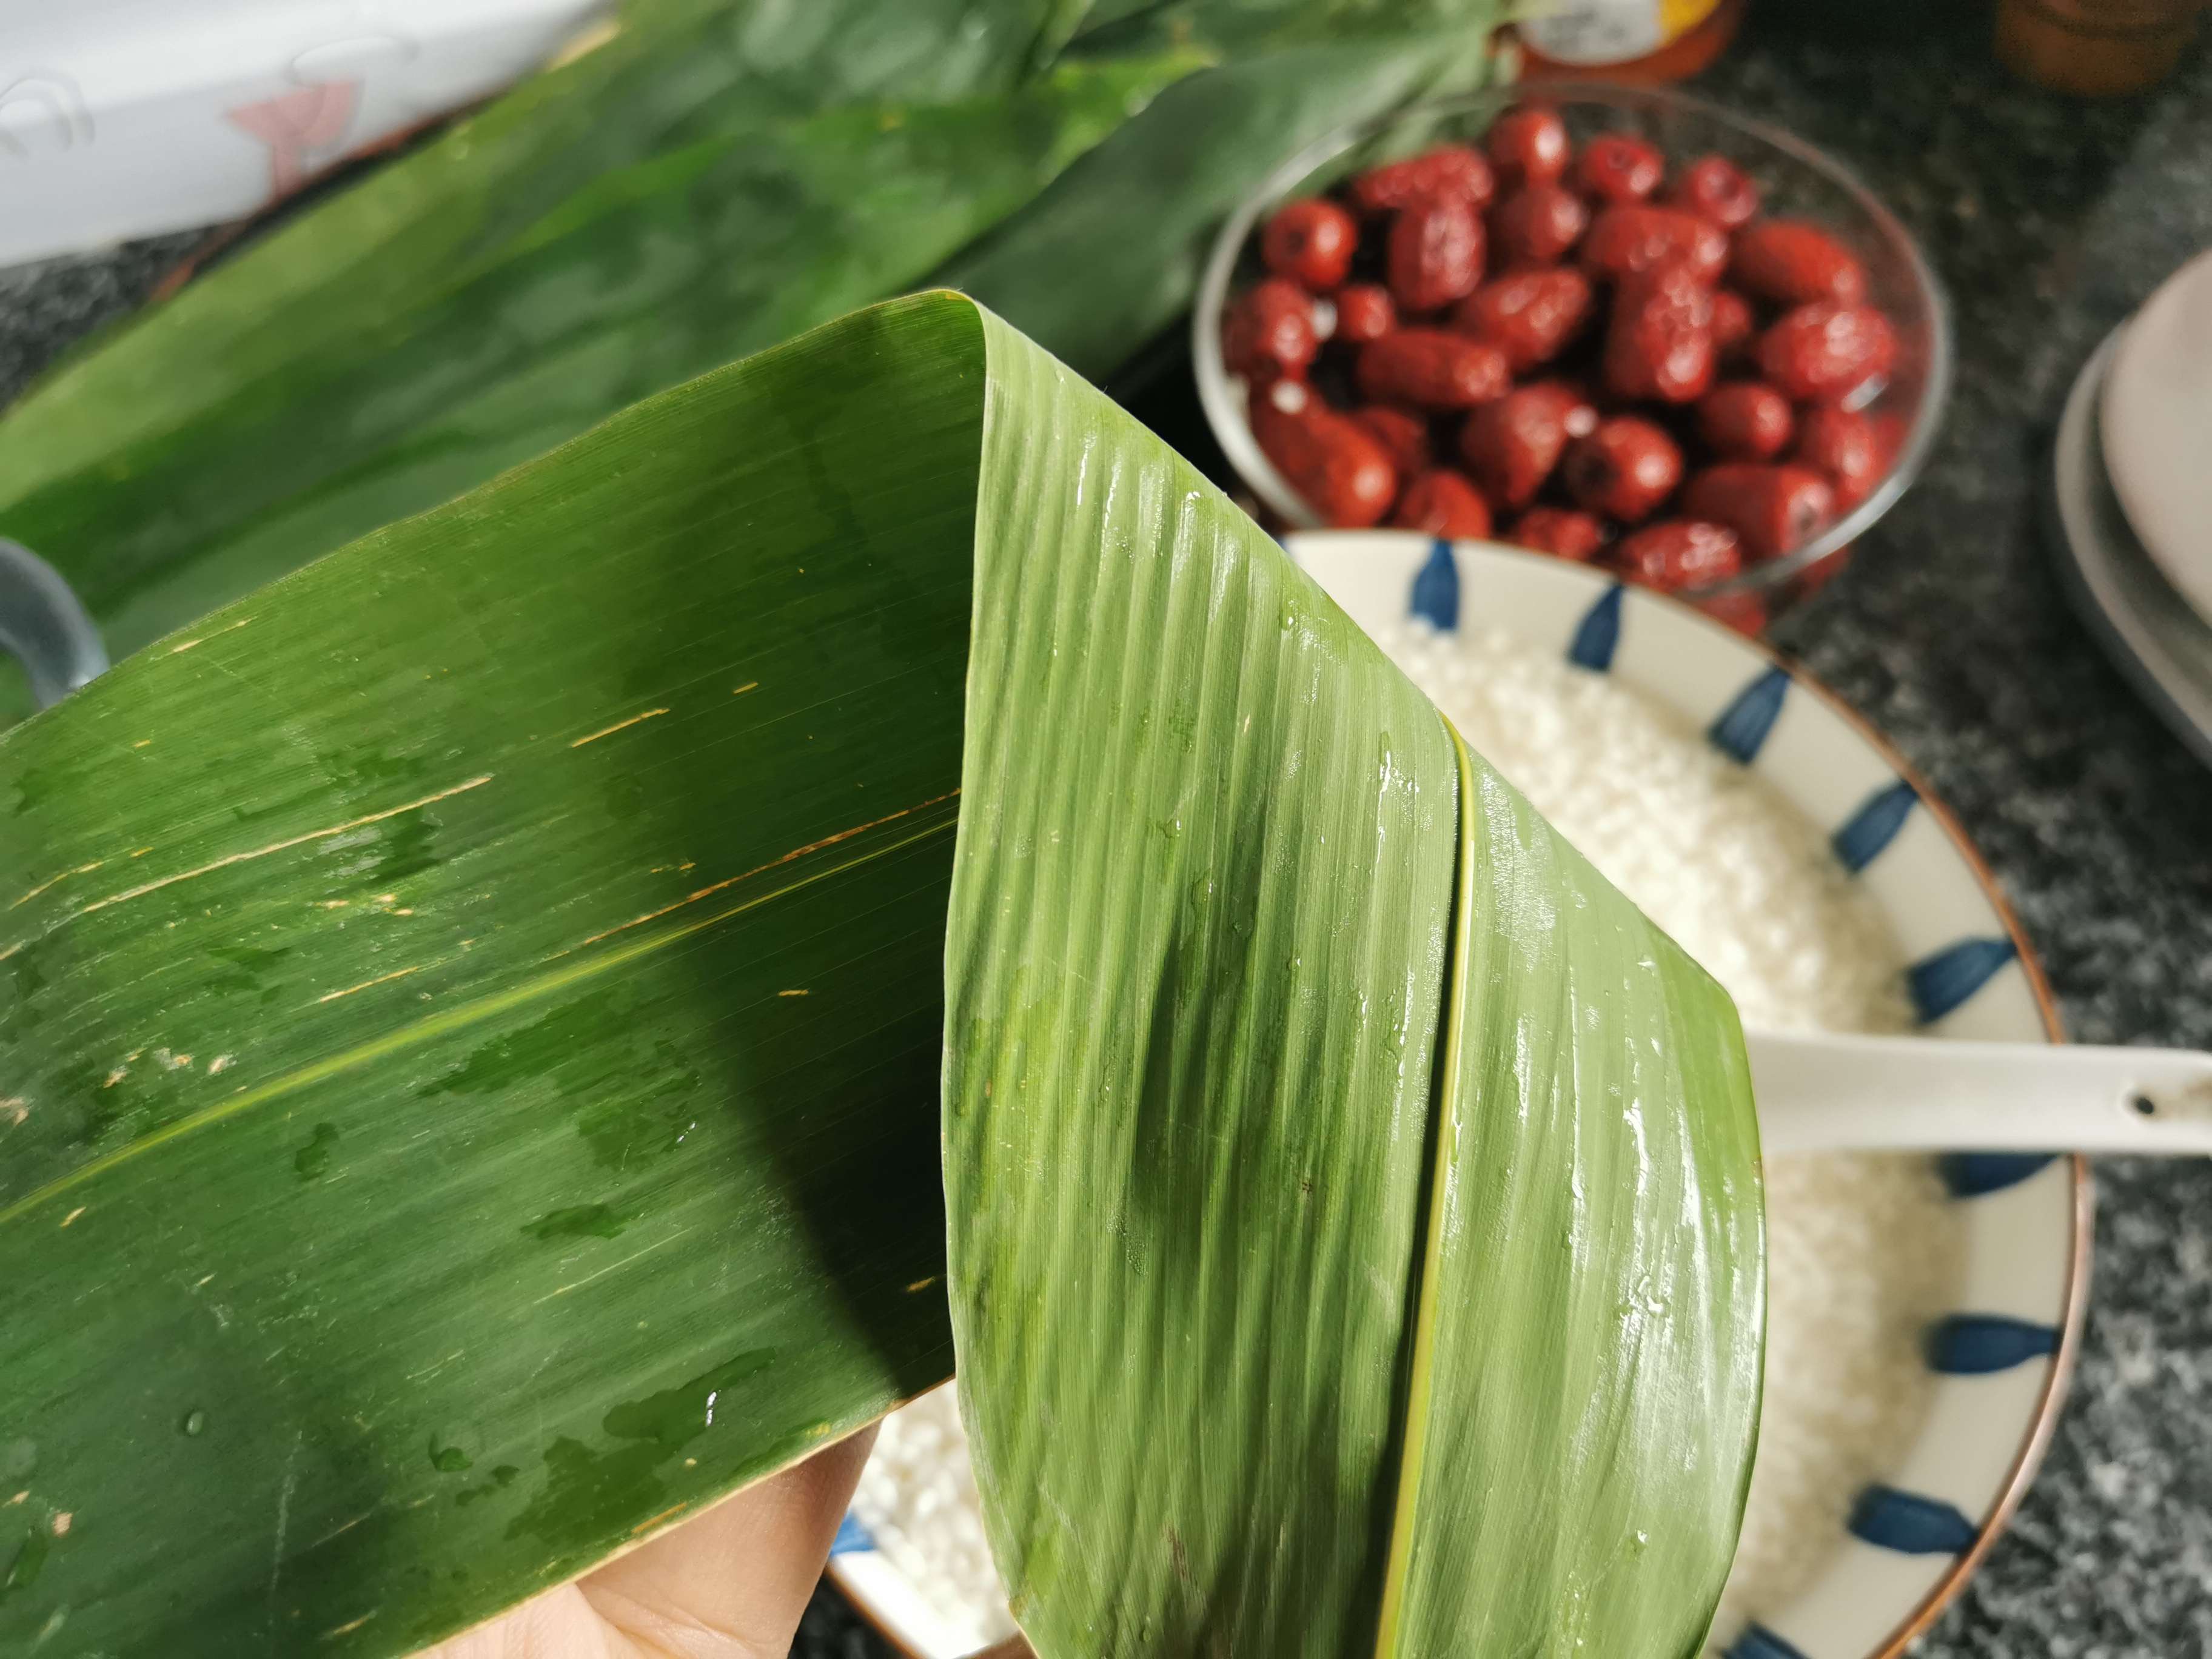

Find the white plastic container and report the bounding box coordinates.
[0,0,608,267]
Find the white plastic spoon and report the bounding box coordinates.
[1747,1027,2212,1156]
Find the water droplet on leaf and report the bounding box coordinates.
[293,1122,339,1180]
[429,1435,473,1473]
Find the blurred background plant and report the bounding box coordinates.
[0,0,1507,722]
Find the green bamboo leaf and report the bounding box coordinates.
[0,0,1501,726]
[0,288,1755,1658]
[942,312,1458,1657]
[942,338,1763,1656]
[0,296,994,1657]
[0,42,1198,690]
[1,0,1068,493]
[1069,0,1508,52]
[1382,737,1764,1658]
[939,31,1501,379]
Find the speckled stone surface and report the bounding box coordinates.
[5,8,2211,1654]
[0,234,201,409]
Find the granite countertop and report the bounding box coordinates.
[5,6,2210,1655]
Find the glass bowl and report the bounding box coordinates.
[1193,82,1953,627]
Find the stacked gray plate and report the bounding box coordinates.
[2049,329,2212,768]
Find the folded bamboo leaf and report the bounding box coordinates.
[1379,745,1764,1658]
[0,292,1758,1657]
[942,315,1764,1656]
[942,318,1459,1656]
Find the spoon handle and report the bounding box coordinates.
[1746,1027,2212,1156]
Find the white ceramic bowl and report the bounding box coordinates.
[833,535,2087,1659]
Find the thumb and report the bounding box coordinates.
[577,1424,879,1658]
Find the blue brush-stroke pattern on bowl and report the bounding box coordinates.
[1834,779,1919,873]
[832,1512,875,1556]
[1726,1625,1814,1659]
[1940,1151,2057,1197]
[1569,584,1624,671]
[1849,1485,1979,1555]
[1710,667,1792,763]
[1410,538,1460,630]
[1926,1313,2062,1374]
[1909,936,2019,1024]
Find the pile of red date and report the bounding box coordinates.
[1224,104,1903,630]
